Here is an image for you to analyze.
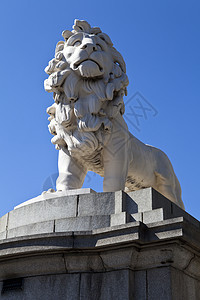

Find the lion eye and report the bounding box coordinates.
[96,44,103,51]
[73,41,81,47]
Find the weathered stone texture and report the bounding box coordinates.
[0,189,199,299]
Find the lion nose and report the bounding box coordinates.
[81,43,97,54]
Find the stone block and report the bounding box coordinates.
[171,203,200,228]
[8,188,195,237]
[80,270,131,299]
[127,188,172,217]
[135,247,173,269]
[110,212,131,227]
[64,254,104,272]
[129,270,135,300]
[7,220,54,239]
[125,191,141,214]
[0,274,80,300]
[186,256,200,278]
[131,212,143,222]
[78,192,115,216]
[55,215,110,232]
[114,190,127,213]
[0,231,6,240]
[147,267,172,299]
[15,188,95,209]
[0,214,8,233]
[0,254,67,280]
[93,222,142,248]
[146,217,184,241]
[0,191,199,299]
[143,208,164,224]
[100,248,138,270]
[171,267,200,300]
[127,188,154,212]
[134,270,147,300]
[0,233,74,258]
[113,189,199,229]
[8,196,77,229]
[172,246,194,270]
[72,222,142,249]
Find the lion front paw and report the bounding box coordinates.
[42,188,56,195]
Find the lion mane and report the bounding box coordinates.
[44,19,129,173]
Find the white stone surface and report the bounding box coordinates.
[10,196,78,229]
[15,188,95,209]
[44,19,184,209]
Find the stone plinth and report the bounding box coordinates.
[0,188,199,299]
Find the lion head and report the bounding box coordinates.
[44,20,129,167]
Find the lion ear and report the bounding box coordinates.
[73,19,91,33]
[55,41,64,53]
[62,30,73,41]
[97,33,113,47]
[111,47,126,73]
[112,63,122,78]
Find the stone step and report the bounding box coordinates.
[0,188,199,241]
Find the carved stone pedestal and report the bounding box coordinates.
[0,188,199,299]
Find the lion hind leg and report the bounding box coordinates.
[103,159,128,192]
[103,176,126,192]
[154,171,184,210]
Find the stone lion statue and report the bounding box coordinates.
[44,19,184,209]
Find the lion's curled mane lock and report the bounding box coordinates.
[44,19,185,210]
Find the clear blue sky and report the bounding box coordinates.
[0,0,199,220]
